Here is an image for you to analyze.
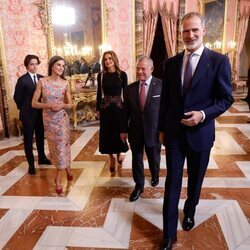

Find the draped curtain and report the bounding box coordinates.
[233,4,250,81]
[143,4,158,56]
[143,0,179,57]
[160,1,178,57]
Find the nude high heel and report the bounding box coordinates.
[117,155,125,165]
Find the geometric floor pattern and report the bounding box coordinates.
[0,99,250,249]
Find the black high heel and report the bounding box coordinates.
[109,156,116,173]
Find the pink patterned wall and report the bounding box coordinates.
[0,0,48,103]
[104,0,135,82]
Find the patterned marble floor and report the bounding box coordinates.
[0,100,249,250]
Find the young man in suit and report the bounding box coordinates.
[158,12,234,250]
[14,54,51,175]
[120,55,162,202]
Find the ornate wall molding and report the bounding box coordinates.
[34,0,49,34]
[135,0,143,59]
[0,21,10,137]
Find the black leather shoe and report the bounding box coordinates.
[129,188,143,202]
[151,176,159,187]
[182,217,195,231]
[159,236,177,250]
[38,158,51,165]
[28,165,36,175]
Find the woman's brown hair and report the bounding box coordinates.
[48,55,66,80]
[101,51,121,75]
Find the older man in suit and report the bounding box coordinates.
[158,12,234,250]
[14,54,51,175]
[121,55,162,202]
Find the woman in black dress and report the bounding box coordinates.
[96,51,128,172]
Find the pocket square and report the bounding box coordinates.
[152,95,160,98]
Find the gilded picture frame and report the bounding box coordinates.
[44,0,105,58]
[201,0,226,52]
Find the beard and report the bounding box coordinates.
[184,39,202,51]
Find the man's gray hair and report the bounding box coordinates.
[181,12,206,27]
[137,55,154,68]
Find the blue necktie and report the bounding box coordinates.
[183,53,193,95]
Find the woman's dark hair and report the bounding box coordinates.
[24,54,41,68]
[48,55,66,80]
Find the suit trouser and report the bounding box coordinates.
[130,142,161,189]
[22,113,46,166]
[163,144,210,238]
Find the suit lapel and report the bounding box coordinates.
[190,48,211,91]
[177,52,184,96]
[26,72,36,89]
[144,77,155,111]
[135,81,141,110]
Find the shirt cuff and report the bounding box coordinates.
[200,110,205,122]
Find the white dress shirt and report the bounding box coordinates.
[28,72,37,84]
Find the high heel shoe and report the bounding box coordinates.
[67,173,73,181]
[109,156,116,173]
[117,155,125,165]
[55,178,63,194]
[55,186,63,194]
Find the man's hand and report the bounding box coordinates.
[159,132,165,145]
[181,111,203,126]
[120,133,128,143]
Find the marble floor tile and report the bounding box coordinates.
[0,101,250,249]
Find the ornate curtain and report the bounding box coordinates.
[143,3,158,56]
[233,4,250,81]
[159,1,179,57]
[143,0,179,57]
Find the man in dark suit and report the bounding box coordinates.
[158,12,233,250]
[120,56,162,202]
[14,54,51,175]
[79,57,89,74]
[89,56,101,74]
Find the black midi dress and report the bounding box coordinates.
[96,70,128,154]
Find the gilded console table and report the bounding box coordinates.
[71,88,97,130]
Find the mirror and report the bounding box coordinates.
[46,0,103,88]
